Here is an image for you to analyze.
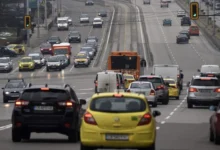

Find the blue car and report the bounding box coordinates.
[163,19,172,26]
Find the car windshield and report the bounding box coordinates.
[76,54,87,59]
[81,47,92,52]
[87,39,96,43]
[41,43,51,48]
[164,80,175,84]
[94,19,101,22]
[124,75,134,79]
[57,56,66,60]
[130,83,151,89]
[81,14,88,17]
[57,20,67,23]
[48,57,58,62]
[201,66,220,73]
[5,82,25,88]
[191,79,220,86]
[31,56,40,60]
[48,37,58,41]
[90,97,146,113]
[139,77,162,87]
[21,58,32,62]
[69,33,79,36]
[54,49,68,55]
[20,89,70,101]
[0,59,9,63]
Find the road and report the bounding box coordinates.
[0,0,220,150]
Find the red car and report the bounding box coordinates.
[209,104,220,144]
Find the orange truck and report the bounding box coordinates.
[52,43,72,63]
[107,51,141,79]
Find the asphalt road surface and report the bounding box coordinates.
[0,0,220,150]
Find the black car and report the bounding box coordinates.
[68,31,81,43]
[47,36,61,45]
[2,78,27,103]
[138,75,169,105]
[98,10,107,17]
[46,56,62,71]
[83,42,97,54]
[40,43,52,54]
[0,46,17,57]
[181,17,191,26]
[11,83,87,142]
[85,36,98,43]
[179,30,190,39]
[176,34,189,44]
[56,54,69,67]
[85,0,94,5]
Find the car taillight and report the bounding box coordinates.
[137,113,152,126]
[40,49,43,51]
[58,101,74,107]
[149,90,155,96]
[15,99,29,107]
[189,87,198,92]
[214,88,220,93]
[84,112,97,125]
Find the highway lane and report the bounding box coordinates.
[136,0,220,149]
[0,0,111,79]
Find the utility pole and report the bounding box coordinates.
[26,0,30,47]
[57,0,60,17]
[44,0,47,30]
[213,0,216,35]
[207,2,209,25]
[37,0,40,38]
[60,0,62,16]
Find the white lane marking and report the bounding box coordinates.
[159,96,187,126]
[31,73,34,77]
[100,6,115,70]
[135,3,148,72]
[40,66,46,72]
[11,67,18,73]
[168,5,206,64]
[150,5,178,65]
[0,124,12,131]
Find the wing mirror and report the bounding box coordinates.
[152,110,161,117]
[79,99,87,105]
[187,81,190,87]
[209,105,217,111]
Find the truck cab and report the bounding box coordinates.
[52,43,72,63]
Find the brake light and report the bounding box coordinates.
[149,90,155,96]
[41,87,49,90]
[200,78,211,80]
[84,112,97,125]
[207,74,214,77]
[157,85,164,89]
[58,101,74,107]
[137,113,152,126]
[189,87,198,92]
[15,99,29,107]
[214,88,220,93]
[113,93,123,97]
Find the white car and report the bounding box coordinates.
[80,14,90,23]
[161,0,169,7]
[93,17,103,28]
[57,17,69,31]
[143,0,150,4]
[67,17,72,25]
[28,53,46,66]
[177,10,186,17]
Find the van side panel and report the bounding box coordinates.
[97,73,117,92]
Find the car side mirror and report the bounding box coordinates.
[80,99,87,105]
[197,69,200,72]
[2,87,4,89]
[209,106,217,111]
[187,82,190,87]
[152,110,161,117]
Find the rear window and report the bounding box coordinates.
[124,75,134,79]
[90,97,146,113]
[139,77,162,83]
[190,26,198,30]
[191,79,220,86]
[164,80,175,84]
[20,89,70,101]
[130,83,151,89]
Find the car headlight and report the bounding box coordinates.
[4,65,9,68]
[5,92,9,94]
[57,63,60,66]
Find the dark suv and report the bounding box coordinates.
[138,75,169,104]
[181,17,191,26]
[11,83,87,142]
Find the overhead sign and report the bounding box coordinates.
[29,0,45,8]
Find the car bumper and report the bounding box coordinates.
[177,14,185,17]
[0,67,11,71]
[187,97,220,105]
[75,63,88,66]
[47,66,62,70]
[93,24,102,27]
[80,20,89,23]
[19,66,34,70]
[4,94,20,100]
[80,126,155,148]
[58,27,68,29]
[69,38,81,42]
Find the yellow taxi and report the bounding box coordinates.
[80,92,161,150]
[74,52,90,67]
[19,57,35,71]
[7,44,26,54]
[123,74,135,89]
[164,78,179,99]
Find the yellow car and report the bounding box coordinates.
[74,52,90,67]
[123,74,135,89]
[80,92,161,150]
[164,78,179,99]
[19,57,35,71]
[7,44,26,54]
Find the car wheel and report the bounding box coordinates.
[162,96,169,105]
[22,131,31,140]
[187,102,193,108]
[12,128,22,142]
[152,102,157,107]
[210,128,214,142]
[68,129,79,142]
[80,143,94,150]
[175,96,179,100]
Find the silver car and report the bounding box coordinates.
[0,57,13,72]
[127,81,158,107]
[187,75,220,108]
[80,47,95,59]
[80,14,90,23]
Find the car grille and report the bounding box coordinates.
[23,65,29,67]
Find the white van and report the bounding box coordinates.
[57,17,69,31]
[94,71,118,93]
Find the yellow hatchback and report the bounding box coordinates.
[164,78,180,99]
[80,92,161,150]
[19,57,35,71]
[7,44,25,54]
[123,74,135,89]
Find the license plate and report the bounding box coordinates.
[199,89,211,93]
[11,94,19,97]
[34,106,53,111]
[105,134,129,141]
